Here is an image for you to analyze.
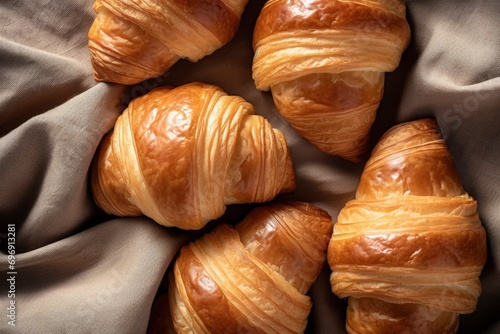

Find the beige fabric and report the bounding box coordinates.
[0,0,498,333]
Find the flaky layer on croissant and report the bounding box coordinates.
[167,202,333,333]
[88,0,248,84]
[252,0,410,161]
[91,83,296,230]
[346,298,459,334]
[328,118,487,333]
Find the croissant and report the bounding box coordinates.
[88,0,249,85]
[252,0,411,161]
[327,118,488,333]
[90,82,296,230]
[165,201,333,333]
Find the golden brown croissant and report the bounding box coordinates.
[252,0,411,161]
[88,0,249,85]
[327,118,488,333]
[90,82,296,230]
[166,201,333,333]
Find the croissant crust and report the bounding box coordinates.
[91,83,296,230]
[328,118,487,333]
[168,202,333,333]
[252,0,410,161]
[88,0,248,84]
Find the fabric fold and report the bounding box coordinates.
[0,0,499,333]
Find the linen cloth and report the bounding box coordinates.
[1,0,499,333]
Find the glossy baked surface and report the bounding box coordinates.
[252,0,410,161]
[328,118,487,333]
[169,202,332,333]
[88,0,249,84]
[91,83,296,229]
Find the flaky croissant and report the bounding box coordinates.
[327,118,487,333]
[88,0,248,85]
[90,82,296,230]
[165,201,332,333]
[252,0,411,161]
